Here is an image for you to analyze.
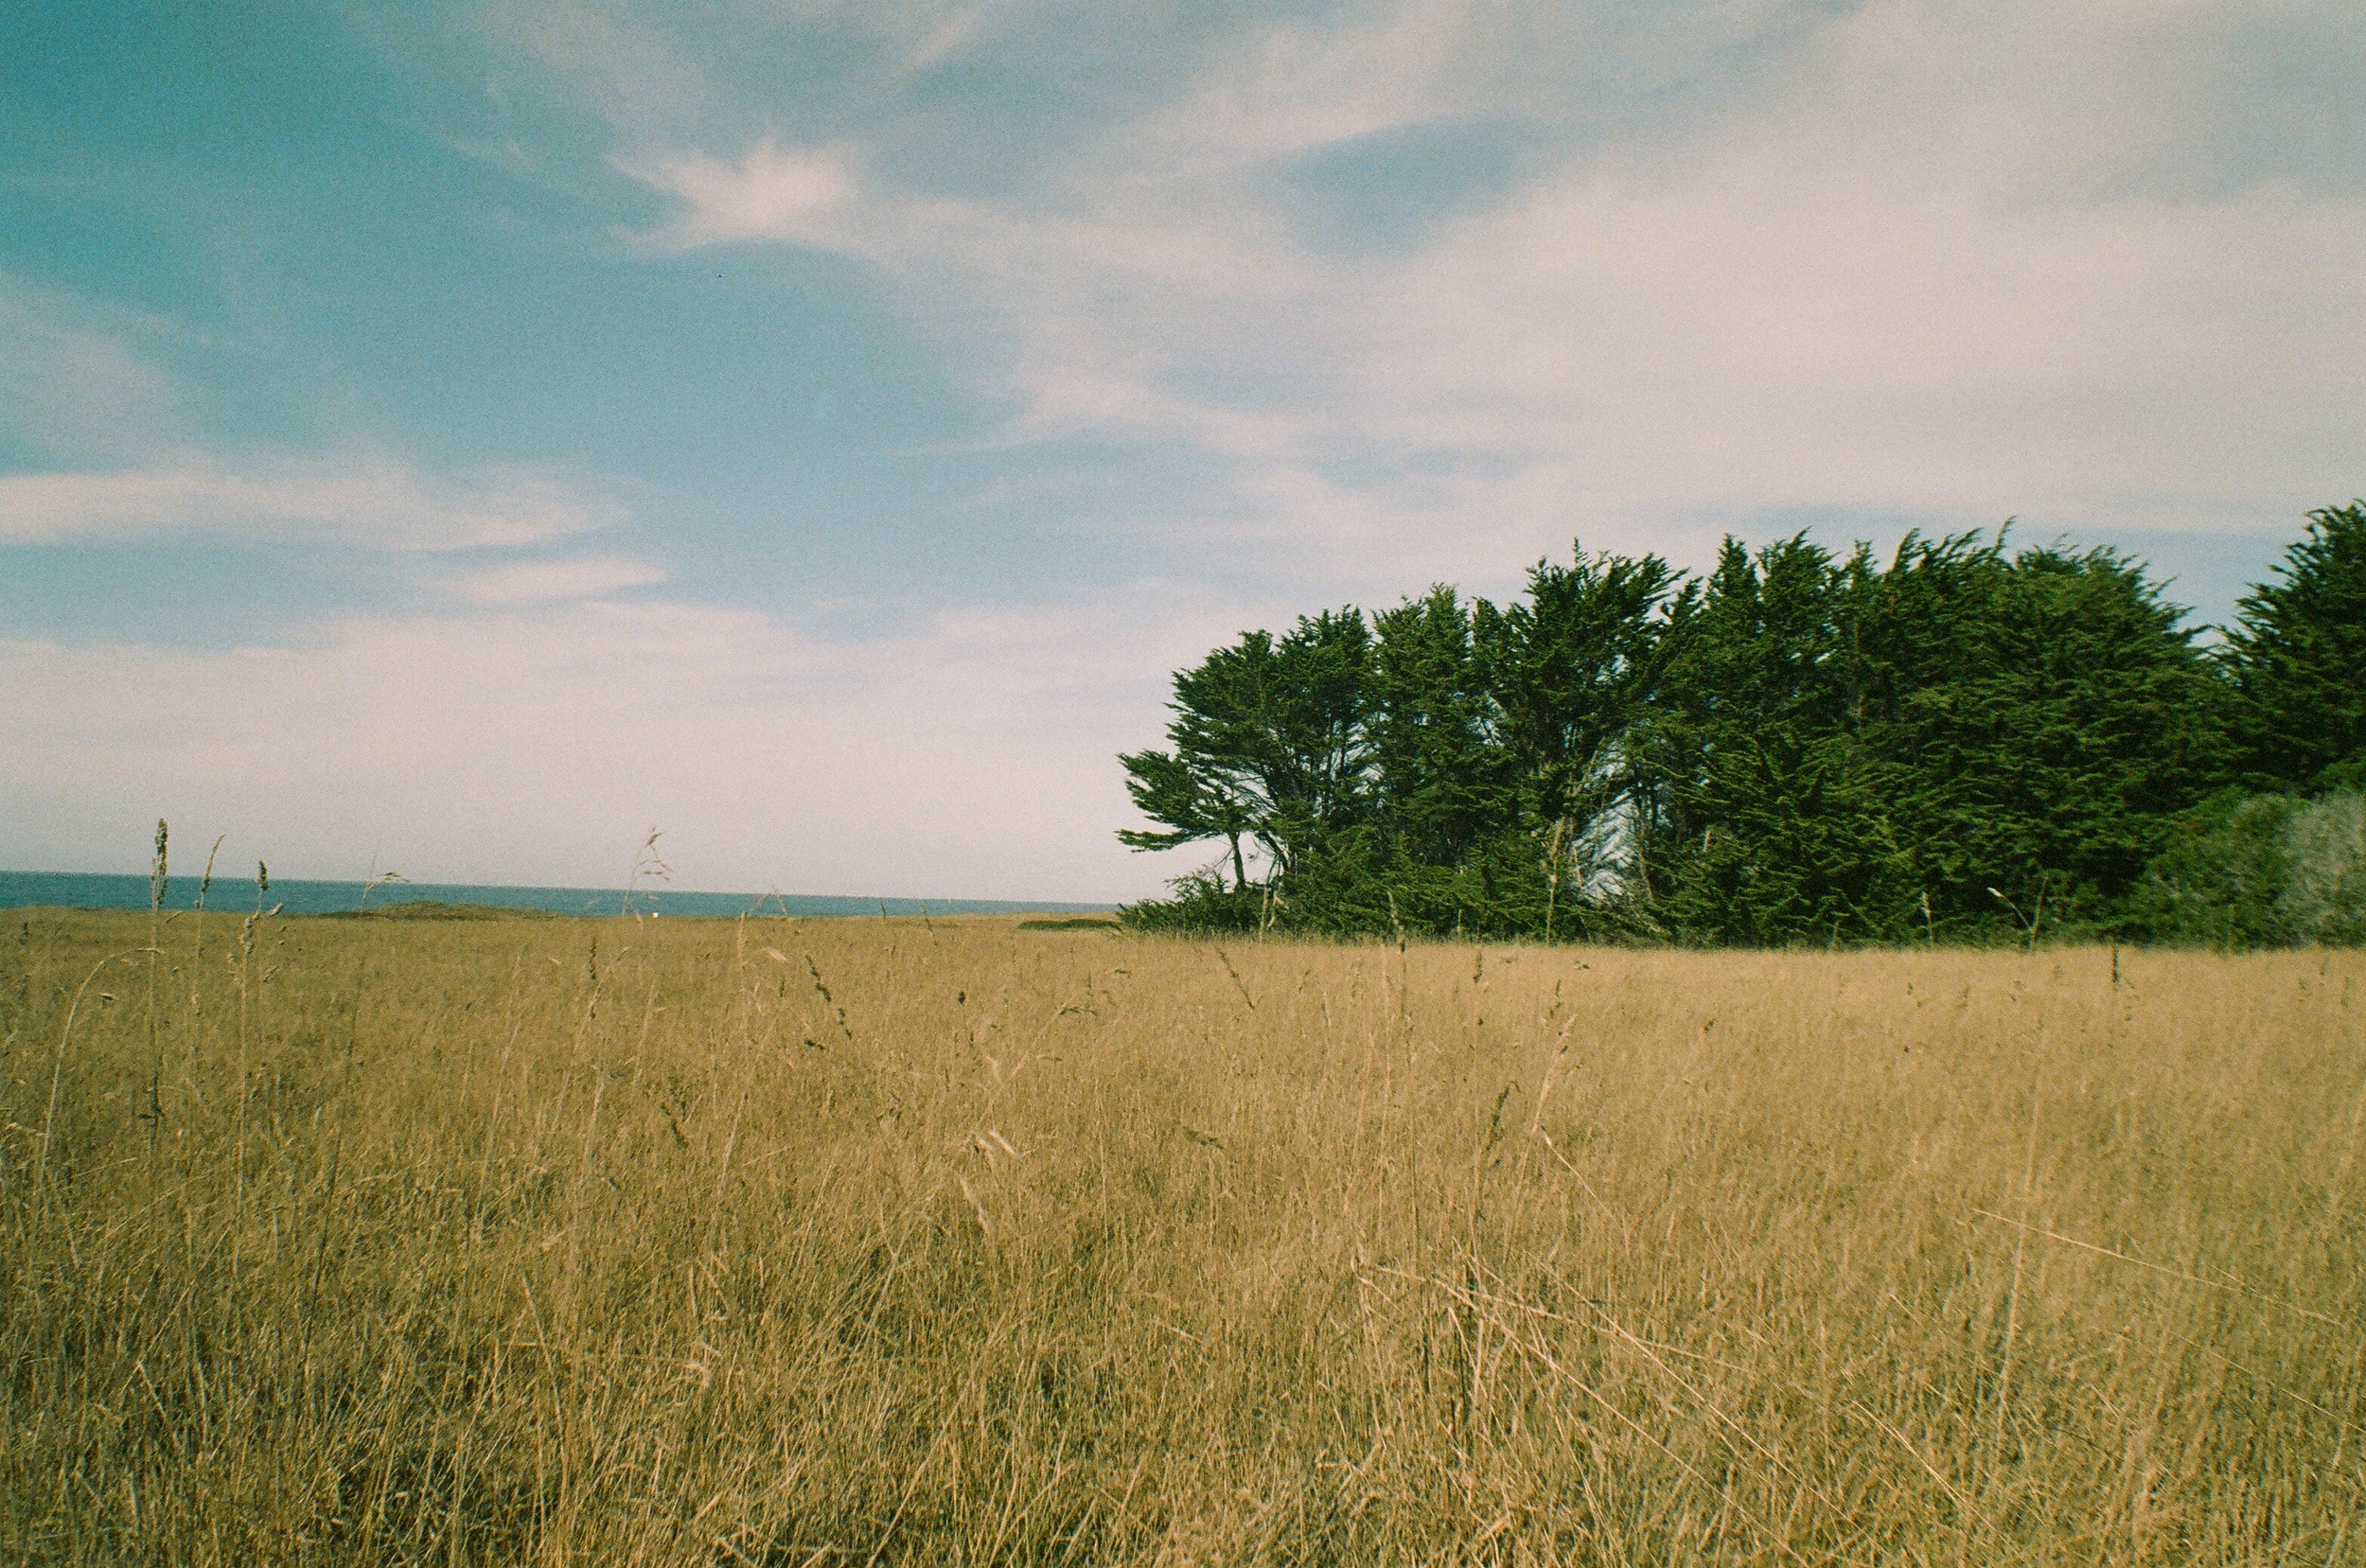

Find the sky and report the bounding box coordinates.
[3,0,2362,902]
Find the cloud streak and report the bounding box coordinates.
[0,265,625,555]
[617,139,853,248]
[0,454,617,551]
[438,552,669,604]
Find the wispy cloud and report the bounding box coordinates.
[606,0,2366,586]
[438,552,668,603]
[0,454,616,551]
[0,273,192,466]
[616,139,854,248]
[0,265,625,555]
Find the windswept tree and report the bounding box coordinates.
[2223,501,2366,793]
[1368,589,1508,869]
[1631,536,1883,943]
[1476,545,1694,934]
[1634,532,2220,943]
[1875,543,2222,934]
[1117,511,2333,945]
[1113,748,1259,892]
[1119,610,1372,891]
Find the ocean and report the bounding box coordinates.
[0,871,1111,920]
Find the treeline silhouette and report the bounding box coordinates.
[1119,502,2366,946]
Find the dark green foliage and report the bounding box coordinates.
[1116,867,1265,934]
[1888,547,2224,933]
[2128,790,2366,949]
[1479,548,1693,937]
[1350,588,1530,935]
[1632,536,1893,943]
[1631,535,2222,943]
[2116,502,2366,948]
[2127,790,2303,949]
[2223,502,2366,793]
[1368,588,1513,874]
[1120,611,1372,892]
[1118,506,2364,946]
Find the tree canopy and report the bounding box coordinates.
[1121,504,2366,946]
[2223,502,2366,795]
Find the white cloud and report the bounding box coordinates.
[467,0,1017,140]
[609,0,2366,588]
[0,267,626,555]
[0,454,615,550]
[618,139,854,247]
[439,552,669,603]
[0,273,192,466]
[899,9,989,71]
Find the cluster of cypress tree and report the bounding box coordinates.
[1119,503,2366,946]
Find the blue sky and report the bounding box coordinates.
[4,0,2362,900]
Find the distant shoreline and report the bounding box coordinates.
[0,871,1113,920]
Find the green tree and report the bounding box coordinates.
[1119,610,1373,896]
[1114,748,1257,891]
[2223,502,2366,793]
[1368,589,1508,866]
[1476,545,1694,936]
[1872,545,2221,936]
[1634,534,2217,943]
[1121,520,2238,946]
[1632,536,1892,943]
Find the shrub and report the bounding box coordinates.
[2280,793,2366,945]
[2131,789,2366,948]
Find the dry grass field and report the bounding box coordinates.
[3,907,2361,1565]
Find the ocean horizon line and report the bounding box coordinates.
[0,870,1116,920]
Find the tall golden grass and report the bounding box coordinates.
[3,907,2360,1564]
